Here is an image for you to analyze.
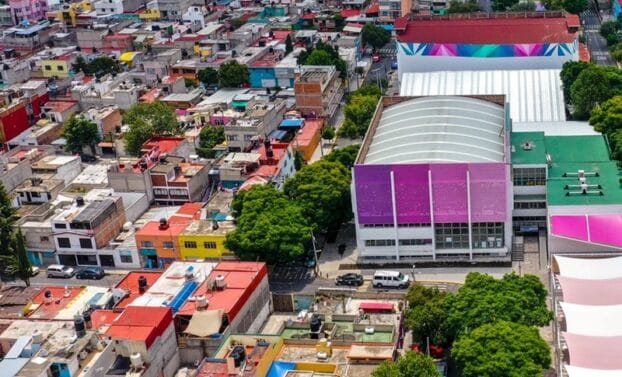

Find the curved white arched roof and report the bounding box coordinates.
[561,302,622,337]
[364,96,505,164]
[555,255,622,280]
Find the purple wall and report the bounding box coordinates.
[354,163,508,224]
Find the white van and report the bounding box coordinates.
[372,270,410,289]
[46,264,74,278]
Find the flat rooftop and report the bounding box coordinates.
[547,161,622,206]
[113,271,164,309]
[181,220,236,236]
[511,132,547,165]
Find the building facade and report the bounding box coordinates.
[294,66,343,119]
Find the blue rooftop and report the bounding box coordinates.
[280,119,304,128]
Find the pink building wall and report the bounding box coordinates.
[9,0,47,23]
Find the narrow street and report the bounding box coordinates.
[582,3,616,65]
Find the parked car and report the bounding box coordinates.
[4,265,40,277]
[47,264,75,278]
[372,270,410,289]
[335,273,364,286]
[372,54,381,63]
[76,266,105,280]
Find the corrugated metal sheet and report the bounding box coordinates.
[400,69,565,123]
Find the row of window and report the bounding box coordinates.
[44,65,64,71]
[434,223,505,249]
[364,239,433,247]
[54,223,92,230]
[141,241,217,249]
[361,223,432,228]
[57,237,93,249]
[153,188,188,197]
[514,201,546,209]
[513,168,546,186]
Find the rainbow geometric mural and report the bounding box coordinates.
[398,41,577,58]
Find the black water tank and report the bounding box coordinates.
[138,275,148,293]
[83,310,92,329]
[76,197,85,206]
[266,148,274,158]
[44,290,52,299]
[310,314,322,333]
[231,345,246,367]
[74,316,86,338]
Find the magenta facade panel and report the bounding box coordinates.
[353,163,508,225]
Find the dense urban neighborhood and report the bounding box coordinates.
[0,0,619,375]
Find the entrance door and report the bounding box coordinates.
[58,254,77,266]
[99,255,115,267]
[27,251,42,265]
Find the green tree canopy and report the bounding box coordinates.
[1,229,32,287]
[225,185,312,263]
[562,0,588,14]
[452,321,551,377]
[589,95,622,160]
[348,84,381,101]
[305,50,333,65]
[570,65,622,119]
[284,160,352,232]
[323,144,360,169]
[600,20,620,40]
[218,60,250,88]
[62,115,101,155]
[297,41,348,79]
[445,272,552,339]
[197,67,219,87]
[362,24,391,51]
[406,284,451,346]
[321,126,335,140]
[560,61,590,102]
[511,1,535,10]
[342,94,379,137]
[0,182,17,257]
[448,0,481,12]
[285,34,294,55]
[83,56,121,76]
[197,126,225,158]
[123,102,180,156]
[372,351,440,377]
[492,0,519,10]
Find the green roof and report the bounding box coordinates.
[510,132,546,165]
[544,135,612,164]
[547,161,622,206]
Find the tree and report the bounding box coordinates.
[406,285,451,346]
[510,1,535,10]
[333,14,345,32]
[372,351,440,377]
[293,149,305,170]
[445,273,553,339]
[589,95,622,159]
[305,50,334,66]
[184,78,198,88]
[123,102,180,156]
[218,60,250,88]
[570,65,622,119]
[72,55,89,74]
[284,160,352,232]
[298,41,348,79]
[452,321,551,377]
[225,185,312,263]
[611,43,622,62]
[323,144,361,169]
[350,84,382,100]
[562,0,588,14]
[197,126,225,158]
[285,34,294,55]
[492,0,519,10]
[63,116,101,155]
[560,61,590,103]
[362,24,391,51]
[448,0,481,12]
[337,119,360,139]
[197,67,219,87]
[0,182,17,257]
[321,127,335,141]
[86,56,121,76]
[600,20,619,40]
[343,94,379,136]
[1,229,32,287]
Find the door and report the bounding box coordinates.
[58,254,77,266]
[27,251,42,265]
[99,255,115,267]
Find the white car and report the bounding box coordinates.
[372,270,410,289]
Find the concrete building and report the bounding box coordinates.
[378,0,411,23]
[223,99,287,152]
[17,203,57,265]
[353,96,512,261]
[0,5,13,26]
[13,177,64,205]
[294,66,343,119]
[150,156,210,205]
[395,13,579,76]
[2,20,60,50]
[9,0,48,24]
[0,146,53,191]
[178,220,236,260]
[31,155,82,185]
[0,81,49,149]
[84,105,122,138]
[158,0,189,20]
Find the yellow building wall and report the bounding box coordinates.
[178,234,230,259]
[296,362,337,373]
[139,9,160,20]
[42,59,69,78]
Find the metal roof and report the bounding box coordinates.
[400,69,565,123]
[364,96,506,164]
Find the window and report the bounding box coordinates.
[154,188,167,196]
[163,241,174,249]
[184,241,197,248]
[226,134,239,141]
[514,201,546,209]
[398,223,432,228]
[44,65,51,71]
[472,222,505,249]
[214,119,224,125]
[141,241,153,248]
[513,167,546,186]
[40,236,49,242]
[57,237,71,248]
[79,238,93,249]
[170,189,187,197]
[204,241,217,249]
[435,223,469,249]
[54,223,66,229]
[120,254,133,263]
[31,192,40,197]
[399,239,432,246]
[77,254,97,265]
[364,239,396,247]
[244,134,254,141]
[362,224,393,228]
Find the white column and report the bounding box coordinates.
[390,171,399,261]
[428,169,436,261]
[466,170,473,261]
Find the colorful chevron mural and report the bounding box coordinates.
[398,42,577,58]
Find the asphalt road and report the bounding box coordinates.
[6,271,127,288]
[582,6,616,65]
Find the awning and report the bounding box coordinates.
[119,52,138,63]
[565,365,622,377]
[268,129,287,140]
[563,332,622,370]
[184,309,223,337]
[558,276,622,305]
[561,302,622,337]
[555,255,622,280]
[280,119,304,128]
[359,302,393,311]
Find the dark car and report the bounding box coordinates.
[336,273,364,286]
[76,266,105,280]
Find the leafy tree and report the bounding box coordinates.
[562,0,588,14]
[600,20,619,40]
[611,43,622,62]
[284,160,352,232]
[323,144,360,169]
[333,14,345,32]
[285,34,294,55]
[448,0,481,12]
[72,55,89,74]
[337,119,360,139]
[560,61,590,103]
[589,95,622,159]
[225,185,312,263]
[0,182,17,257]
[372,351,441,377]
[510,1,535,10]
[230,18,245,30]
[343,94,379,137]
[298,41,348,79]
[570,65,622,119]
[197,126,225,158]
[321,127,335,140]
[1,229,32,287]
[218,60,249,88]
[63,116,101,155]
[184,78,198,88]
[123,102,180,156]
[86,56,121,76]
[445,273,552,339]
[362,24,391,51]
[406,284,451,346]
[197,67,219,87]
[350,84,382,100]
[452,321,551,377]
[305,50,334,66]
[492,0,519,11]
[293,149,305,170]
[541,0,562,9]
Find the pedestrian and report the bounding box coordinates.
[411,264,416,281]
